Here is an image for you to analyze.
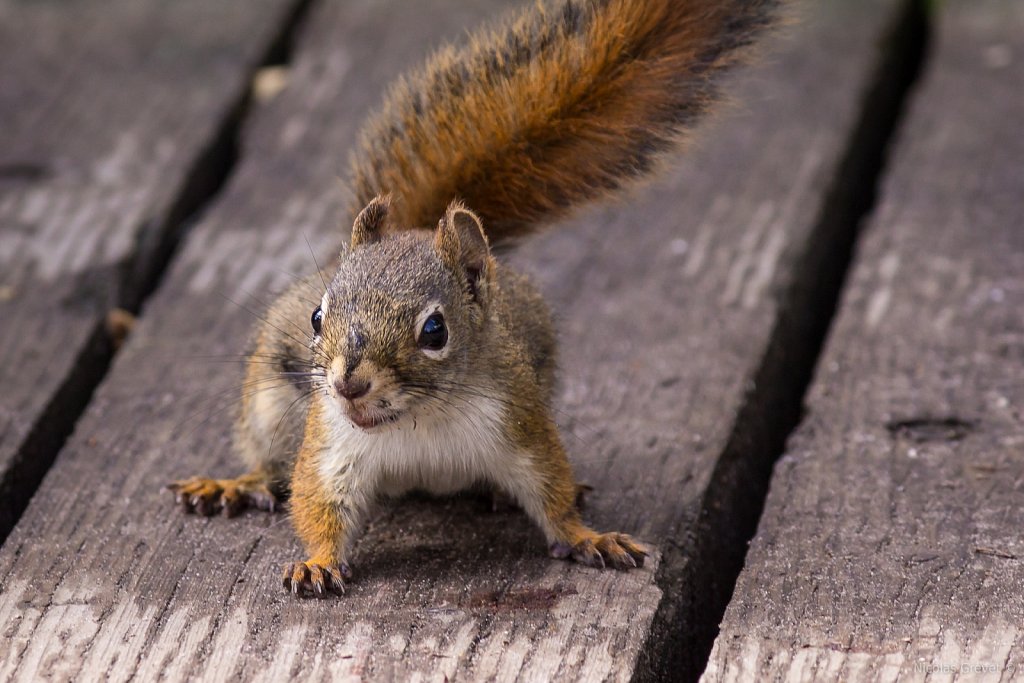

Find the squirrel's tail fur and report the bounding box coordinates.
[350,0,782,244]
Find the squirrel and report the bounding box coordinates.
[169,0,781,597]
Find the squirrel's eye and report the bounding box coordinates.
[311,306,323,335]
[418,312,447,351]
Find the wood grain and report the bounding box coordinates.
[0,0,305,537]
[0,0,905,679]
[704,1,1024,680]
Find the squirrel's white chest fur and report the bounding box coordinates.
[316,394,538,503]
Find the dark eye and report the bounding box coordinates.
[418,312,447,351]
[311,306,323,335]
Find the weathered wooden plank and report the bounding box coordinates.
[704,1,1024,680]
[0,0,303,536]
[0,0,907,680]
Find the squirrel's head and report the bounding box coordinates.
[310,195,494,431]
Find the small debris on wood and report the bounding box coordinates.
[252,66,290,103]
[105,308,136,350]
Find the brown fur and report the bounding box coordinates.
[352,0,781,242]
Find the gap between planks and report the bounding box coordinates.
[640,1,932,680]
[0,0,319,544]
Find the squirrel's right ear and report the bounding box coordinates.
[350,194,393,248]
[435,201,492,303]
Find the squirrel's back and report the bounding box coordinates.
[350,0,783,244]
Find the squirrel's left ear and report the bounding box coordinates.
[435,201,492,303]
[351,194,392,248]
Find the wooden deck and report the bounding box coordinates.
[704,1,1024,680]
[0,0,1019,681]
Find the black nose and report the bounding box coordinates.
[335,378,370,401]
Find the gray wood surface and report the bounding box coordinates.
[703,1,1024,680]
[0,0,906,680]
[0,0,302,536]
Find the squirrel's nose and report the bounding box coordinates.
[334,377,371,401]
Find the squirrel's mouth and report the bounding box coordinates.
[345,407,402,430]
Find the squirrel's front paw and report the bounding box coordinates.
[282,560,352,598]
[550,532,648,570]
[167,475,278,517]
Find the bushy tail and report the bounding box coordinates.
[350,0,782,244]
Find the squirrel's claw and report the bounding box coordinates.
[283,561,350,598]
[553,532,648,571]
[167,475,279,517]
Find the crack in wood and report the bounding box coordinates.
[0,0,320,545]
[885,417,975,443]
[637,1,933,681]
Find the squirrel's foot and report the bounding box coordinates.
[167,474,278,517]
[282,560,352,598]
[549,532,648,570]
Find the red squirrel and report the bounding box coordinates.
[170,0,783,597]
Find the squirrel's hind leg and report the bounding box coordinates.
[508,418,648,570]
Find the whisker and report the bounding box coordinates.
[218,292,315,353]
[269,387,318,458]
[196,359,321,371]
[173,379,319,441]
[238,287,318,339]
[275,267,326,299]
[402,379,595,446]
[304,234,330,295]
